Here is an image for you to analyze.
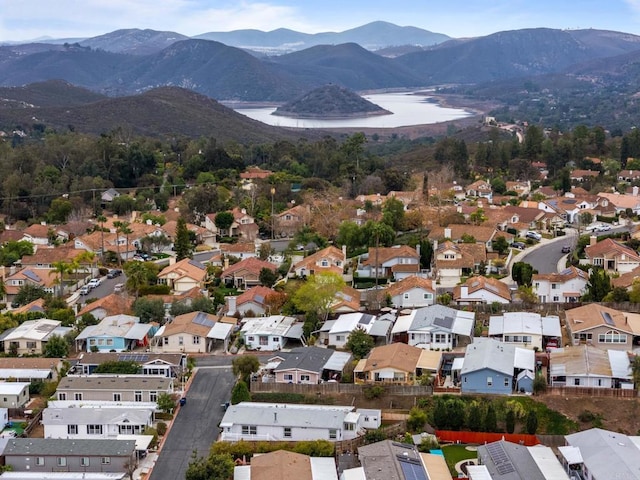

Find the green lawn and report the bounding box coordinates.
[441,444,477,476]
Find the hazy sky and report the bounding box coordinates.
[1,0,640,41]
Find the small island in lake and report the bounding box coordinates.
[272,84,391,118]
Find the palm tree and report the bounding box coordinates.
[123,260,149,299]
[96,214,107,263]
[49,260,71,297]
[114,221,132,266]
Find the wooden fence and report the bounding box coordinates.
[250,381,432,396]
[334,421,407,455]
[545,386,637,398]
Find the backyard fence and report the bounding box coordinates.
[545,386,636,398]
[435,430,539,446]
[250,381,432,396]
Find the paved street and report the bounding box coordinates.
[149,364,235,480]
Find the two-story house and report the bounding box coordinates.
[157,257,208,293]
[433,241,486,287]
[292,246,345,278]
[533,266,588,303]
[565,304,639,351]
[385,276,435,309]
[357,245,420,280]
[584,237,640,274]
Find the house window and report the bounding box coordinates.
[321,260,328,267]
[404,293,409,299]
[80,457,90,467]
[113,393,121,402]
[150,391,157,402]
[487,377,493,386]
[87,425,103,435]
[535,282,540,288]
[423,293,432,300]
[163,337,169,346]
[434,333,448,343]
[598,330,627,343]
[35,457,44,466]
[593,258,603,266]
[26,341,36,350]
[193,336,201,344]
[301,375,310,382]
[284,374,293,382]
[504,378,510,387]
[106,339,113,346]
[67,425,78,435]
[444,254,455,260]
[241,425,257,435]
[178,336,184,346]
[101,457,111,465]
[553,296,559,302]
[260,336,269,346]
[574,378,580,386]
[57,457,67,467]
[74,393,83,401]
[551,284,557,289]
[335,335,344,342]
[597,379,602,386]
[284,427,292,438]
[58,393,67,400]
[135,391,143,402]
[329,429,337,439]
[574,333,593,342]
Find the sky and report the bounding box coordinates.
[1,0,640,42]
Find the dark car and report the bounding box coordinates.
[512,242,526,250]
[107,269,122,278]
[561,245,571,253]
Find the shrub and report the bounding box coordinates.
[156,421,167,436]
[363,385,385,400]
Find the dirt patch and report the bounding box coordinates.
[536,395,640,435]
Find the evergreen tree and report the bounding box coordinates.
[467,403,483,432]
[230,380,251,405]
[484,404,497,433]
[583,268,611,302]
[526,410,538,434]
[506,409,516,434]
[175,216,193,260]
[432,398,448,430]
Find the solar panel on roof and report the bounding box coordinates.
[23,270,42,282]
[486,442,515,475]
[119,354,148,363]
[359,314,374,325]
[433,316,454,329]
[192,312,215,328]
[188,259,205,270]
[398,457,428,480]
[601,311,615,326]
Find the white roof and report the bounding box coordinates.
[466,465,492,480]
[0,369,51,379]
[116,434,154,451]
[527,445,570,480]
[324,351,352,372]
[608,349,632,379]
[514,347,535,371]
[42,407,152,426]
[0,474,125,480]
[0,383,29,395]
[233,465,251,480]
[241,316,296,336]
[220,402,354,430]
[541,315,562,337]
[452,310,476,336]
[1,319,61,341]
[310,457,338,480]
[557,446,583,466]
[47,400,157,409]
[391,314,414,334]
[488,312,561,338]
[452,357,465,371]
[340,468,366,480]
[76,315,146,341]
[208,322,233,340]
[329,313,373,335]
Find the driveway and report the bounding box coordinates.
[149,365,235,480]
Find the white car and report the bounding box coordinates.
[525,231,542,241]
[87,278,101,289]
[594,224,612,232]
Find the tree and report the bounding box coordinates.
[232,355,260,384]
[512,262,534,287]
[492,236,509,255]
[43,334,68,357]
[113,220,132,266]
[123,260,157,298]
[47,198,73,224]
[96,214,107,262]
[345,327,375,360]
[526,410,538,434]
[631,355,640,390]
[259,267,278,287]
[446,398,466,431]
[49,260,72,297]
[132,297,165,323]
[230,380,251,404]
[505,409,516,434]
[214,211,234,237]
[484,403,497,433]
[583,268,611,302]
[156,392,176,414]
[467,402,483,432]
[603,286,630,302]
[292,272,345,322]
[381,197,405,232]
[406,406,428,432]
[432,398,448,429]
[14,284,47,306]
[533,374,547,394]
[185,452,235,480]
[175,216,193,260]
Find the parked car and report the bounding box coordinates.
[114,283,125,293]
[561,245,571,253]
[525,231,542,241]
[87,278,101,289]
[107,269,122,278]
[79,286,91,295]
[512,241,526,250]
[594,224,612,232]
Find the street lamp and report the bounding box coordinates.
[270,187,276,240]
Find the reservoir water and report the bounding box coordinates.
[233,91,473,129]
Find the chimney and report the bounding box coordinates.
[416,243,421,257]
[444,227,452,239]
[224,256,230,270]
[590,235,597,246]
[433,240,438,251]
[633,186,639,197]
[226,296,237,316]
[342,245,347,259]
[169,256,176,266]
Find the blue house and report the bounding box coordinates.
[459,338,534,395]
[74,314,152,353]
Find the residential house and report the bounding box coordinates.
[330,285,362,313]
[204,207,257,239]
[388,190,421,210]
[354,440,450,480]
[101,188,121,203]
[584,237,640,274]
[153,311,216,353]
[274,205,310,238]
[565,304,639,351]
[354,343,440,385]
[3,268,57,301]
[325,312,380,349]
[459,338,535,394]
[0,357,64,382]
[433,241,486,287]
[9,298,46,316]
[231,285,275,316]
[0,319,72,355]
[3,438,136,474]
[392,304,475,350]
[55,375,173,402]
[20,246,92,270]
[476,440,568,480]
[21,223,50,245]
[75,314,152,353]
[570,169,600,182]
[73,352,186,377]
[466,180,493,201]
[161,219,212,247]
[219,402,380,442]
[76,294,134,322]
[220,242,258,261]
[157,257,208,293]
[488,312,562,351]
[240,166,273,181]
[533,266,589,303]
[428,225,503,249]
[241,315,302,351]
[235,450,338,480]
[549,345,633,389]
[358,245,420,280]
[220,257,277,290]
[612,264,640,290]
[0,383,30,407]
[453,275,512,305]
[292,246,346,278]
[272,346,352,384]
[599,190,640,216]
[43,407,154,439]
[505,180,531,196]
[385,276,435,309]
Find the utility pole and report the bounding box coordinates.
[270,187,276,240]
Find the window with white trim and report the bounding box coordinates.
[241,425,257,435]
[113,393,121,402]
[487,377,493,386]
[283,374,293,382]
[57,457,67,467]
[284,427,292,438]
[87,425,103,435]
[35,457,44,466]
[74,393,83,400]
[101,457,111,465]
[329,429,337,439]
[80,457,90,467]
[598,330,627,343]
[67,425,78,435]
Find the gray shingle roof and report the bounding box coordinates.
[477,440,545,480]
[57,375,171,392]
[274,347,334,373]
[4,438,135,456]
